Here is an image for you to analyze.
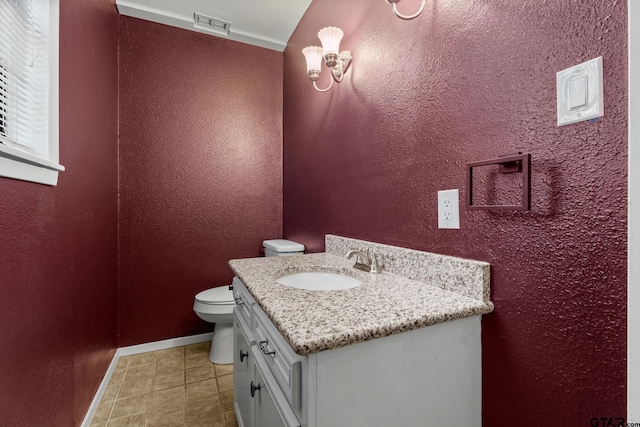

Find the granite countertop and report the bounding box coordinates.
[229,240,494,356]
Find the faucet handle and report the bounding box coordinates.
[370,251,382,274]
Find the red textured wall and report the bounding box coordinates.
[118,17,283,346]
[0,1,119,425]
[284,1,627,424]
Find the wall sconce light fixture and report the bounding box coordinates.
[302,27,352,92]
[385,0,425,20]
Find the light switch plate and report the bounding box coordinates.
[557,57,604,126]
[438,189,460,229]
[567,75,588,110]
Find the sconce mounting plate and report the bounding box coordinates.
[330,50,352,82]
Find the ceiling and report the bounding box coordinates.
[116,0,313,52]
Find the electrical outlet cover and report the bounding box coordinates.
[438,189,460,229]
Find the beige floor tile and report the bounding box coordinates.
[186,342,210,356]
[213,364,233,377]
[186,352,211,369]
[148,385,186,426]
[110,393,150,420]
[154,370,185,391]
[146,407,186,427]
[187,417,225,427]
[187,394,222,422]
[128,352,159,368]
[90,399,114,427]
[157,347,185,358]
[110,368,126,385]
[150,385,186,408]
[186,365,215,384]
[224,410,238,427]
[127,362,157,379]
[157,355,185,374]
[90,418,108,427]
[102,383,121,403]
[218,390,234,413]
[106,413,146,427]
[118,374,154,398]
[216,375,233,392]
[186,378,218,398]
[116,356,131,370]
[90,345,237,427]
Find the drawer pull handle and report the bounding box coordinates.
[240,349,249,362]
[259,340,276,356]
[234,298,244,306]
[250,381,261,397]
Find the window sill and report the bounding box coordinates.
[0,144,65,186]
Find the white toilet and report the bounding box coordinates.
[193,286,235,364]
[193,239,305,364]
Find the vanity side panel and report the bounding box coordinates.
[313,316,482,427]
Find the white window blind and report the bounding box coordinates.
[0,0,63,185]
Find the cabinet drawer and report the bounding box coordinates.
[233,276,255,326]
[252,304,305,414]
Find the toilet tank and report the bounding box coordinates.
[263,239,305,257]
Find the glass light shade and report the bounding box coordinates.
[302,46,323,72]
[318,26,343,56]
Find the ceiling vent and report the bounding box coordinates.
[193,13,231,36]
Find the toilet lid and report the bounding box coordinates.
[263,239,305,253]
[195,287,235,305]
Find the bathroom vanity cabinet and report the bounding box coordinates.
[232,276,483,427]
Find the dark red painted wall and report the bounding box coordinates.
[0,1,119,425]
[118,17,283,346]
[284,1,627,424]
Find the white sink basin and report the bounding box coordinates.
[276,271,362,291]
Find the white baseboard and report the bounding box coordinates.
[80,349,121,427]
[80,332,214,427]
[118,332,214,356]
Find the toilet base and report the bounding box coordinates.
[209,322,233,364]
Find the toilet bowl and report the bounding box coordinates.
[193,239,305,365]
[193,286,235,364]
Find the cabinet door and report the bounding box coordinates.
[252,304,304,415]
[233,313,253,427]
[251,345,300,427]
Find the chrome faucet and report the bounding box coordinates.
[345,249,381,274]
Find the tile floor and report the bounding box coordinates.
[90,342,238,427]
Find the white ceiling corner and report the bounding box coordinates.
[116,0,312,52]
